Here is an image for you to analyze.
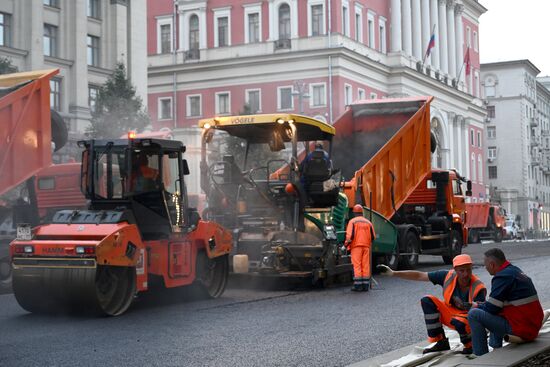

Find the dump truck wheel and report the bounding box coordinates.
[442,230,462,265]
[469,230,480,244]
[494,229,503,243]
[196,253,228,298]
[398,231,419,269]
[384,243,400,271]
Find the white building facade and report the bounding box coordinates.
[481,60,550,234]
[0,0,147,161]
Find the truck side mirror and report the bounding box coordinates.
[182,159,190,175]
[466,180,472,197]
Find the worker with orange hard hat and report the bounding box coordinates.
[377,253,487,355]
[345,204,376,292]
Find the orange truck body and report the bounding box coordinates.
[464,202,506,242]
[0,69,58,197]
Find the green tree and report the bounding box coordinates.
[0,57,18,75]
[86,62,149,138]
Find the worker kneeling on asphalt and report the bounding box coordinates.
[377,254,486,355]
[345,204,375,292]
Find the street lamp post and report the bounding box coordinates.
[292,80,310,114]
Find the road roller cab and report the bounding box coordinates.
[9,137,232,316]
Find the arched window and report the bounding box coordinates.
[478,154,483,184]
[471,153,477,182]
[189,15,199,50]
[279,4,291,40]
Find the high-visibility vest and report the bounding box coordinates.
[345,216,375,248]
[442,270,486,308]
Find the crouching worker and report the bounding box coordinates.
[377,254,486,355]
[345,204,375,292]
[468,248,544,356]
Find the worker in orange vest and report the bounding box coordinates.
[130,152,159,192]
[345,204,376,292]
[377,254,486,355]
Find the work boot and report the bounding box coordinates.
[362,280,370,292]
[460,347,473,355]
[351,284,362,292]
[423,338,450,354]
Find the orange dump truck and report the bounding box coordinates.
[465,202,506,243]
[332,97,471,268]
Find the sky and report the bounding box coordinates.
[479,0,550,76]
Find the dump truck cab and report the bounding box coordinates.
[199,114,351,284]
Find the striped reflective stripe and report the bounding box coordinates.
[443,272,456,290]
[426,322,443,330]
[504,294,539,306]
[488,297,504,308]
[471,279,483,291]
[424,313,440,320]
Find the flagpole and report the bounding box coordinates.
[422,24,437,67]
[457,47,469,83]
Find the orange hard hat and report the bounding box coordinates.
[453,254,473,267]
[352,204,363,213]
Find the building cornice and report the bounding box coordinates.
[0,46,28,58]
[481,60,541,75]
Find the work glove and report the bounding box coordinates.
[452,296,473,311]
[376,264,394,276]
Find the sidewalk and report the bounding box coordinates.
[349,308,550,367]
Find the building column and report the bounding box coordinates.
[446,0,456,77]
[456,115,462,172]
[402,0,413,56]
[462,118,469,178]
[438,0,448,74]
[448,113,455,168]
[455,4,465,84]
[391,0,403,52]
[429,0,439,69]
[421,0,431,63]
[411,0,422,59]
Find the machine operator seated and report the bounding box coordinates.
[299,142,339,206]
[130,152,159,193]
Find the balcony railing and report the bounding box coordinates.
[274,39,291,50]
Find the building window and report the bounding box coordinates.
[216,92,230,115]
[488,146,497,160]
[248,13,260,43]
[310,83,326,107]
[358,88,365,100]
[473,31,478,52]
[354,5,363,42]
[487,105,495,118]
[246,89,261,113]
[187,95,201,117]
[50,79,61,111]
[367,12,375,48]
[477,131,481,147]
[87,0,100,19]
[44,0,59,8]
[470,129,474,146]
[311,4,324,36]
[278,86,293,110]
[478,155,483,184]
[344,84,352,105]
[43,24,58,57]
[342,4,349,37]
[488,166,497,179]
[158,97,173,120]
[279,4,291,40]
[189,15,199,50]
[159,23,172,54]
[379,17,387,53]
[217,16,229,47]
[471,154,477,182]
[0,12,11,47]
[88,85,100,114]
[466,26,471,47]
[87,35,100,66]
[487,126,496,139]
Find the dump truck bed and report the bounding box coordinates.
[332,97,433,219]
[0,69,59,196]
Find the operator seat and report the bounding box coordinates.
[301,151,339,207]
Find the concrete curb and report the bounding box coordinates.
[349,303,550,367]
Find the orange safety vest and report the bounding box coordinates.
[345,216,375,248]
[442,270,486,308]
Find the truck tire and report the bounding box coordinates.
[196,253,229,298]
[469,229,479,244]
[384,243,400,271]
[442,230,462,265]
[494,229,503,243]
[398,231,419,269]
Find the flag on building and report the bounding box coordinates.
[425,32,436,58]
[464,48,471,76]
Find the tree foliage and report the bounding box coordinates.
[0,57,18,75]
[86,62,149,138]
